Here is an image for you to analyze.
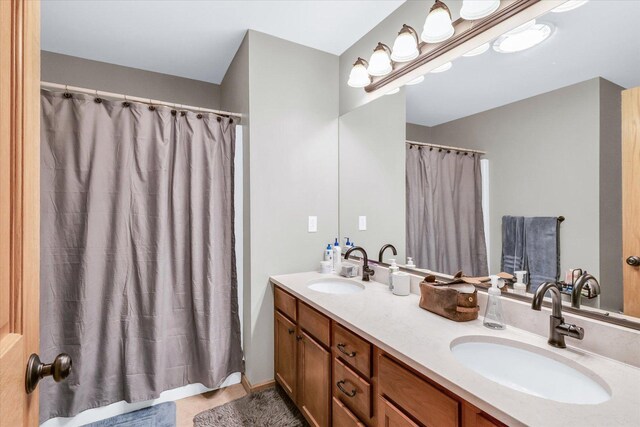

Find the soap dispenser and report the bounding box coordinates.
[483,275,506,330]
[388,259,399,291]
[406,257,416,268]
[332,238,342,273]
[513,270,527,295]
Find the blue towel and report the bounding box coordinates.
[524,217,560,292]
[501,216,526,273]
[83,402,176,427]
[501,216,560,293]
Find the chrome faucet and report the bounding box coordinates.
[571,272,601,309]
[531,282,584,348]
[378,244,397,263]
[344,246,375,281]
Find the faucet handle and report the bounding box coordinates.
[556,323,584,340]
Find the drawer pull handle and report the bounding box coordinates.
[288,328,295,334]
[337,343,356,357]
[336,380,357,397]
[296,335,303,341]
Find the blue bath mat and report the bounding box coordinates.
[83,402,176,427]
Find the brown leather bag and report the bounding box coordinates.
[419,281,479,322]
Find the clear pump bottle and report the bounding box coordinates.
[483,275,506,330]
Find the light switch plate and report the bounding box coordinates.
[308,216,318,233]
[358,216,367,231]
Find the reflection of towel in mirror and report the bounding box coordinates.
[501,216,560,293]
[523,217,560,292]
[501,216,526,273]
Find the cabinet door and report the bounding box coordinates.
[275,311,298,401]
[377,396,419,427]
[299,330,331,427]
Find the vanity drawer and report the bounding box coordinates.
[378,355,459,427]
[274,286,297,321]
[333,357,372,422]
[332,396,366,427]
[298,302,331,347]
[377,396,419,427]
[332,322,372,378]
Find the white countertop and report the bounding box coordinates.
[270,271,640,427]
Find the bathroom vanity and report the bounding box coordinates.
[271,272,640,427]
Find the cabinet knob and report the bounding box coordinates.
[626,256,640,267]
[296,336,303,341]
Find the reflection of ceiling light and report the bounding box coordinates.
[385,87,400,95]
[391,25,420,62]
[430,62,452,73]
[422,0,455,44]
[493,23,553,53]
[460,0,500,20]
[462,42,490,57]
[504,19,536,36]
[367,43,393,76]
[406,75,425,85]
[347,57,370,88]
[551,0,588,13]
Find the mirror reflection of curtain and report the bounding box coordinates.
[39,90,243,422]
[406,146,488,276]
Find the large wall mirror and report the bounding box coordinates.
[338,1,640,325]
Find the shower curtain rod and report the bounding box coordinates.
[41,81,243,122]
[406,140,486,155]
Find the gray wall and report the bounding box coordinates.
[220,34,252,367]
[339,92,406,264]
[408,78,623,310]
[42,51,222,109]
[224,31,339,384]
[599,79,623,311]
[406,122,432,143]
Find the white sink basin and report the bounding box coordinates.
[451,336,611,404]
[307,278,365,295]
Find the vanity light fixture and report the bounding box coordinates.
[405,75,425,85]
[385,87,400,95]
[422,0,455,44]
[391,25,420,62]
[462,42,491,57]
[551,0,588,13]
[430,62,452,73]
[367,43,393,77]
[347,57,371,88]
[493,22,553,53]
[460,0,500,20]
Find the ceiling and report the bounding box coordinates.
[406,1,640,126]
[41,0,405,84]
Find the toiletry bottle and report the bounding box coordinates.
[344,237,351,248]
[388,259,399,291]
[332,238,342,273]
[483,275,506,330]
[513,271,527,295]
[324,243,333,263]
[406,257,416,268]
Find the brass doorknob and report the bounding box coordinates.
[626,256,640,267]
[25,353,72,394]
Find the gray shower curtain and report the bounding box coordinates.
[39,90,243,422]
[406,146,488,276]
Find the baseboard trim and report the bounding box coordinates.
[241,374,276,394]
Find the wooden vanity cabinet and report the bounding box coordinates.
[274,287,331,426]
[273,284,504,427]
